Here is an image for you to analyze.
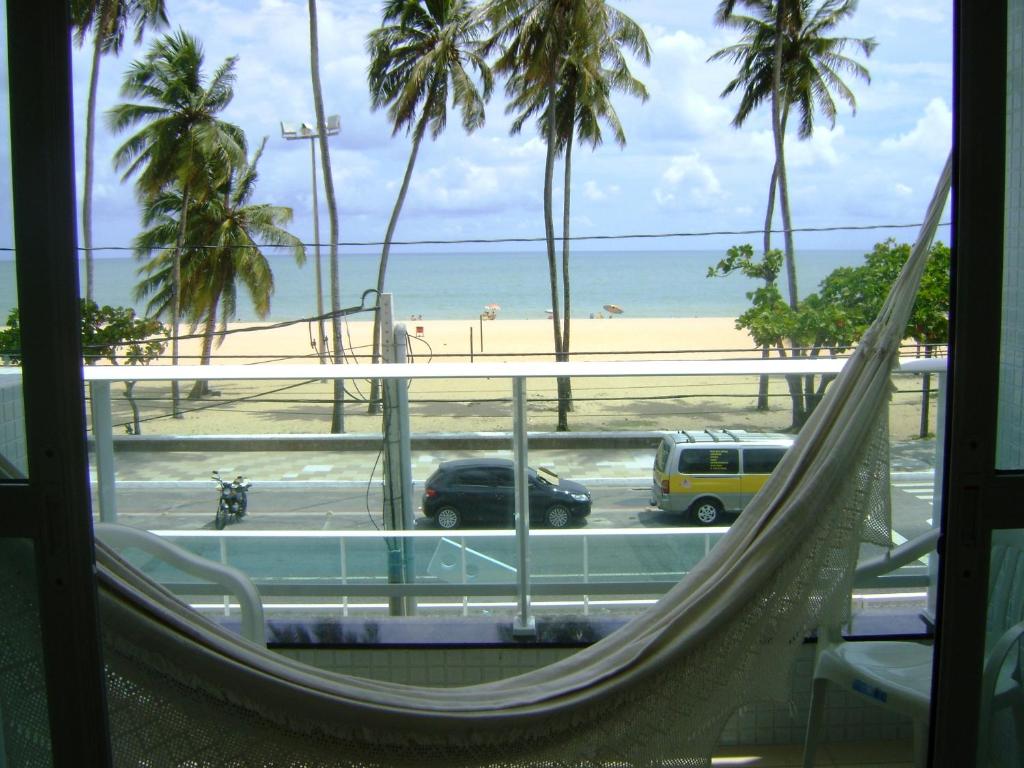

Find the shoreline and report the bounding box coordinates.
[171,316,760,366]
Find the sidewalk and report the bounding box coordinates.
[95,439,938,487]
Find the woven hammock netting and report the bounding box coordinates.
[0,157,951,767]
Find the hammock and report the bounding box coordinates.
[1,157,951,768]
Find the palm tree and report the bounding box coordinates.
[71,0,168,303]
[710,0,875,310]
[365,0,493,414]
[307,0,346,433]
[484,0,573,428]
[484,0,648,430]
[710,0,874,427]
[107,29,246,416]
[511,1,648,423]
[133,137,306,399]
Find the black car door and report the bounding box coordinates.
[488,466,516,522]
[451,468,501,522]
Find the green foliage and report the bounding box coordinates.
[711,238,950,355]
[708,244,792,348]
[133,137,303,334]
[107,29,245,198]
[367,0,494,141]
[817,238,950,345]
[80,300,167,365]
[0,301,166,366]
[0,309,21,363]
[709,0,877,139]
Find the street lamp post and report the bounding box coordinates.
[280,115,340,364]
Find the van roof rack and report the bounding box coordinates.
[673,429,793,444]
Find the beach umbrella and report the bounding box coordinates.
[603,303,623,315]
[485,303,501,312]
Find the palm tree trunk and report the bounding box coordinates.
[770,6,803,428]
[560,123,574,415]
[309,0,344,433]
[82,27,104,303]
[170,179,191,418]
[124,380,142,435]
[772,16,798,312]
[763,159,778,256]
[369,115,428,415]
[188,299,218,400]
[542,74,566,432]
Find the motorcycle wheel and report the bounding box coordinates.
[215,503,228,530]
[238,496,248,517]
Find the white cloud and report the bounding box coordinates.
[655,152,722,208]
[409,159,532,213]
[786,125,845,168]
[882,5,946,24]
[584,181,620,201]
[895,183,913,197]
[881,98,952,159]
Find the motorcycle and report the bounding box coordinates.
[212,470,251,530]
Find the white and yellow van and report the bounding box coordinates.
[651,429,794,525]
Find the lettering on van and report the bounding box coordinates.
[708,450,732,473]
[681,448,739,474]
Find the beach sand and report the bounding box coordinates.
[104,316,936,440]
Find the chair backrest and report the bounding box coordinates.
[988,530,1024,650]
[94,523,266,646]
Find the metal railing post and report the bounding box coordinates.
[89,380,117,522]
[927,369,948,623]
[512,376,536,637]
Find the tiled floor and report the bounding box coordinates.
[712,740,913,766]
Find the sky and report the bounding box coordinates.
[5,0,953,258]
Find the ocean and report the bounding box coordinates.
[0,248,867,322]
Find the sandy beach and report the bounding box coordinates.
[102,316,936,440]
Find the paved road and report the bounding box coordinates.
[98,473,936,540]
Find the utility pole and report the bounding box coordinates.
[381,294,415,615]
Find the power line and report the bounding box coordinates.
[0,219,952,254]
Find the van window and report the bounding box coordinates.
[655,440,671,472]
[680,448,739,474]
[743,448,787,474]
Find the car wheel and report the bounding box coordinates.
[692,498,723,526]
[545,504,571,529]
[435,506,461,530]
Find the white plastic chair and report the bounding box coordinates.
[803,528,1024,768]
[94,523,266,646]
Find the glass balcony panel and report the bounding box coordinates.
[999,0,1024,470]
[0,0,26,482]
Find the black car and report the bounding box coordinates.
[421,458,592,529]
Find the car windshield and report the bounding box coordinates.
[533,466,559,486]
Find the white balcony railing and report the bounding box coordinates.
[2,355,947,633]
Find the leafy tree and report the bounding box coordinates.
[107,28,246,416]
[484,0,649,430]
[133,137,305,399]
[712,239,949,428]
[0,301,166,434]
[708,244,785,409]
[366,0,493,413]
[71,0,168,303]
[710,0,875,310]
[709,0,874,428]
[817,239,950,435]
[307,0,346,433]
